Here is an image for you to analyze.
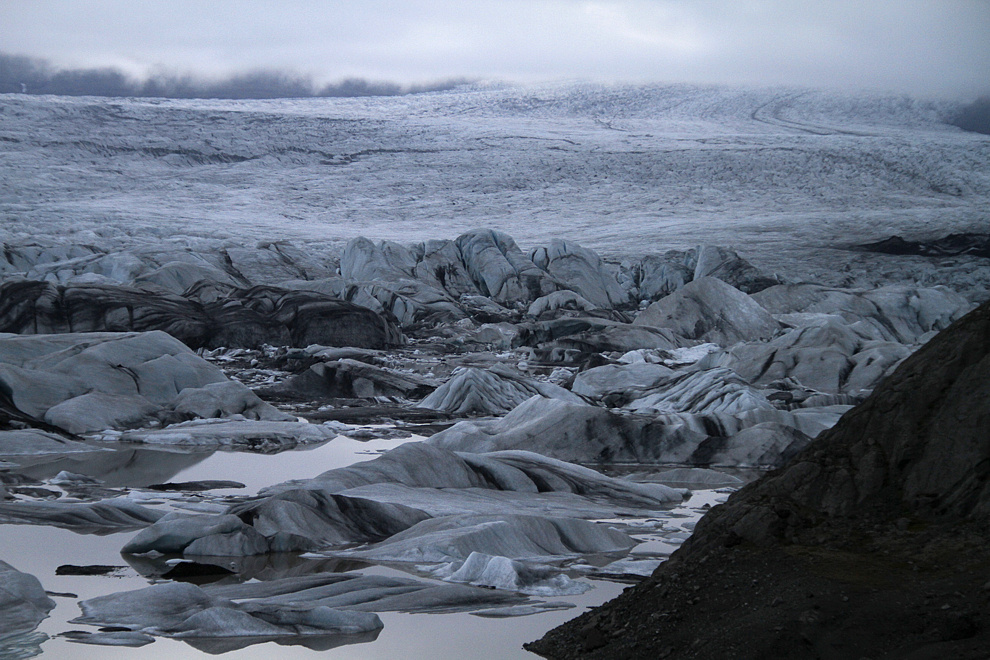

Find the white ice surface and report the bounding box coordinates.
[1,83,987,287]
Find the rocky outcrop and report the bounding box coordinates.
[857,233,990,259]
[0,281,403,349]
[692,299,990,536]
[0,332,292,434]
[752,282,970,344]
[428,396,829,468]
[518,317,688,355]
[698,316,912,394]
[529,239,629,309]
[121,443,684,559]
[2,234,790,339]
[456,229,558,305]
[529,300,990,660]
[618,245,779,301]
[267,358,436,400]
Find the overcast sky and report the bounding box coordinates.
[2,0,988,97]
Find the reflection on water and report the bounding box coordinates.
[6,448,214,489]
[0,630,48,660]
[2,432,412,496]
[123,552,371,585]
[0,524,630,660]
[180,629,383,655]
[0,433,732,659]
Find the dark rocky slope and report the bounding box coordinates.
[528,299,990,659]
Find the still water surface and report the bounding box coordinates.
[0,435,728,659]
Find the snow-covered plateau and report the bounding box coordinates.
[1,82,988,279]
[0,82,987,659]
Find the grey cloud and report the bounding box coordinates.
[0,0,987,97]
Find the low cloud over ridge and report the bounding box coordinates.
[0,52,470,99]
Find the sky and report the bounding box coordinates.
[1,0,988,97]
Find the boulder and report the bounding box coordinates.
[0,331,227,432]
[691,245,779,294]
[418,364,584,415]
[530,239,628,308]
[634,277,780,345]
[527,290,599,318]
[571,363,676,400]
[623,368,774,415]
